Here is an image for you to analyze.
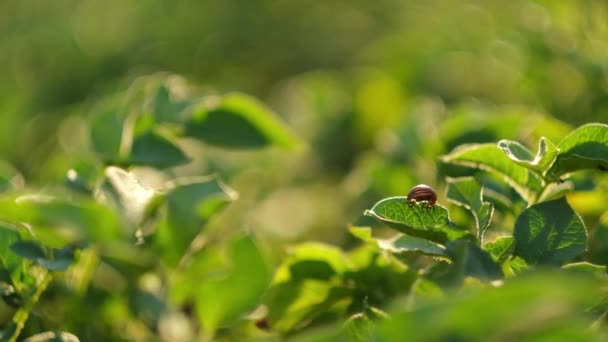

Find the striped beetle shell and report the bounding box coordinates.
[407,184,437,206]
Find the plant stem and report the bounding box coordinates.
[8,270,52,342]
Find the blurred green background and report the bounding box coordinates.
[3,0,607,245]
[2,0,607,178]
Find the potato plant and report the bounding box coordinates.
[0,74,606,341]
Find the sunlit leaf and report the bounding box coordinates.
[196,235,270,332]
[513,197,587,265]
[155,176,237,266]
[98,166,158,230]
[377,234,447,258]
[483,237,513,264]
[498,137,558,174]
[545,123,608,181]
[365,197,470,243]
[441,144,543,203]
[184,93,301,149]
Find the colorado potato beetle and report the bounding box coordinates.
[407,184,437,207]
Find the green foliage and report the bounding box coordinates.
[446,177,494,241]
[184,93,301,149]
[364,197,470,243]
[513,198,587,266]
[545,123,608,181]
[441,144,543,203]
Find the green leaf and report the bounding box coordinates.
[348,226,375,244]
[545,123,608,181]
[265,280,350,333]
[364,197,470,243]
[498,137,558,174]
[0,226,25,292]
[447,239,504,283]
[349,227,447,258]
[376,272,603,341]
[155,176,237,266]
[537,180,574,202]
[129,131,190,168]
[10,241,47,261]
[513,197,587,265]
[562,262,607,278]
[428,239,503,287]
[483,237,514,264]
[153,84,191,123]
[264,243,353,333]
[441,144,543,203]
[98,166,158,230]
[446,177,494,241]
[377,234,447,258]
[6,194,123,243]
[184,93,301,149]
[273,243,350,284]
[38,245,76,271]
[90,108,124,162]
[196,235,270,332]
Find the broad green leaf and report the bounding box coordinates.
[264,280,351,333]
[10,241,47,261]
[513,197,587,265]
[184,93,301,149]
[0,226,25,292]
[503,256,529,276]
[348,226,375,244]
[545,123,608,181]
[153,84,192,123]
[364,197,470,243]
[37,245,76,271]
[427,239,503,287]
[196,235,270,332]
[562,262,607,278]
[349,227,447,258]
[98,166,158,230]
[4,194,123,243]
[376,272,603,341]
[441,144,543,203]
[155,176,237,266]
[129,131,190,168]
[537,180,574,202]
[446,177,494,241]
[498,137,558,174]
[100,241,156,280]
[264,243,353,333]
[273,243,349,284]
[483,237,514,264]
[90,109,124,162]
[15,243,79,272]
[377,234,447,258]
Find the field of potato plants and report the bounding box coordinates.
[0,1,607,341]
